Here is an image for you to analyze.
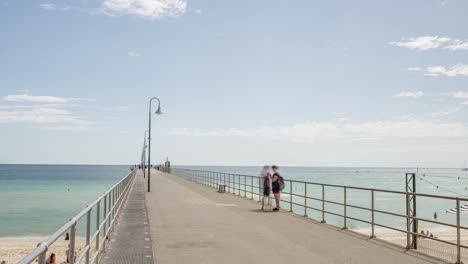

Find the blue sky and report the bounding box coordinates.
[1,0,468,167]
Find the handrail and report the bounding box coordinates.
[17,169,137,264]
[161,167,467,264]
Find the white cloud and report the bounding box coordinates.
[430,106,462,117]
[194,9,202,14]
[446,39,468,51]
[0,106,103,130]
[0,107,78,124]
[3,94,93,103]
[100,106,129,111]
[406,67,422,72]
[425,64,468,77]
[0,104,63,110]
[391,36,468,51]
[128,51,140,57]
[39,3,56,10]
[98,0,187,19]
[452,91,468,99]
[170,120,468,142]
[393,91,424,98]
[39,2,70,11]
[390,36,451,51]
[407,64,468,77]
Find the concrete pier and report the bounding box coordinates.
[144,170,445,264]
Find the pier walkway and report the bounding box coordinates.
[101,171,154,264]
[145,170,446,264]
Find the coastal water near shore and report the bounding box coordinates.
[0,164,130,237]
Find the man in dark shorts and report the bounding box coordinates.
[271,165,281,211]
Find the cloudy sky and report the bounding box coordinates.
[1,0,468,167]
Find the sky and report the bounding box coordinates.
[1,0,468,167]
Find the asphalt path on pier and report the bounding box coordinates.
[146,170,445,264]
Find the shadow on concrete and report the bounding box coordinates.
[248,209,276,213]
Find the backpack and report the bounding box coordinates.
[277,174,285,191]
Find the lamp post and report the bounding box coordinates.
[147,97,162,192]
[143,130,149,178]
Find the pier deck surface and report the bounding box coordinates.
[101,171,154,264]
[146,170,446,264]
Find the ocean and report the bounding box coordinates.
[1,164,468,237]
[175,166,468,233]
[0,164,131,237]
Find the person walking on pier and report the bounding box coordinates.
[271,165,283,211]
[260,165,272,210]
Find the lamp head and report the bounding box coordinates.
[155,106,162,115]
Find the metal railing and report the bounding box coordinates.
[17,169,137,264]
[162,167,468,264]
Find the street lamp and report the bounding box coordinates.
[147,97,162,192]
[142,130,149,178]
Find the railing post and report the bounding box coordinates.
[251,176,254,200]
[304,182,308,217]
[244,175,247,197]
[456,198,462,264]
[258,176,262,202]
[96,201,100,252]
[70,222,76,264]
[370,190,376,238]
[38,252,47,264]
[238,175,241,196]
[103,195,107,240]
[289,181,293,212]
[108,192,111,233]
[112,189,115,231]
[321,184,326,223]
[406,193,410,249]
[343,187,347,229]
[85,211,91,264]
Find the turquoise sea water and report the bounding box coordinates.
[2,165,468,237]
[0,165,130,237]
[175,166,468,233]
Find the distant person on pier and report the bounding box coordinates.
[45,253,55,264]
[271,165,284,212]
[65,232,69,240]
[260,165,271,210]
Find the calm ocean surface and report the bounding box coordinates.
[177,166,468,233]
[0,165,130,237]
[1,164,468,237]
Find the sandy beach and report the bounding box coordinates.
[0,237,88,264]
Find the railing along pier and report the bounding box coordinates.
[17,169,137,264]
[159,167,468,264]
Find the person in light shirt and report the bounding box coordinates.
[260,165,272,210]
